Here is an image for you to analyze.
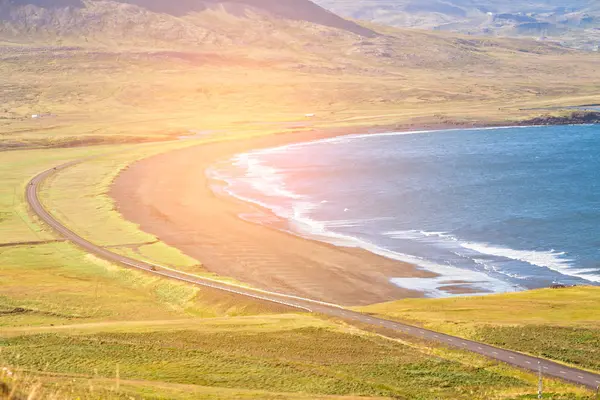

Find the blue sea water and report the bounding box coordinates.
[208,125,600,297]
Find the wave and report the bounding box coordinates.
[385,229,600,284]
[286,213,517,297]
[208,160,518,297]
[385,230,457,241]
[383,230,529,281]
[460,241,600,283]
[232,153,303,200]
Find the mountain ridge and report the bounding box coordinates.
[0,0,377,46]
[313,0,600,50]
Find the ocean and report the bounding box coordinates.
[208,125,600,297]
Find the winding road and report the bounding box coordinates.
[27,160,600,390]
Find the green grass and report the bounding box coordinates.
[37,140,202,261]
[2,374,395,400]
[0,145,120,245]
[0,242,288,328]
[360,287,600,373]
[0,138,254,288]
[1,318,593,400]
[361,287,600,328]
[32,135,287,289]
[476,325,600,373]
[0,236,593,398]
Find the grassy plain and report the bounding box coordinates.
[38,141,202,267]
[361,287,600,373]
[0,145,115,245]
[1,314,594,400]
[3,31,600,150]
[2,223,592,399]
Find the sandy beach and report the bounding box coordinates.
[111,129,441,306]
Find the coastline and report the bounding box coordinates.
[110,120,598,306]
[111,127,452,306]
[211,126,529,298]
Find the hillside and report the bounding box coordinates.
[314,0,600,50]
[0,0,376,46]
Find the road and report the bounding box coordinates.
[27,161,600,390]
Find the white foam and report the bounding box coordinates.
[385,229,600,283]
[384,230,456,241]
[211,172,517,297]
[284,210,518,297]
[232,153,303,200]
[390,277,500,298]
[420,231,456,239]
[460,242,600,283]
[208,162,519,297]
[470,256,527,280]
[382,230,424,240]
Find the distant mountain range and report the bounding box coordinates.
[0,0,376,46]
[3,0,598,50]
[313,0,600,50]
[2,0,581,75]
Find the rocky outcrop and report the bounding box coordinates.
[520,111,600,126]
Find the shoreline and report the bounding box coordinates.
[209,145,513,298]
[110,121,597,306]
[112,125,466,306]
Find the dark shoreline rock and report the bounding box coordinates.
[518,111,600,126]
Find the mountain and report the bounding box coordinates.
[0,0,376,46]
[313,0,600,50]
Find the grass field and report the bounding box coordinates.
[3,33,600,150]
[0,137,267,291]
[0,145,115,245]
[1,315,594,400]
[37,141,203,266]
[361,287,600,374]
[0,140,293,327]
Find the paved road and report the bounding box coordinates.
[27,162,600,390]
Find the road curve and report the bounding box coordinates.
[27,161,600,390]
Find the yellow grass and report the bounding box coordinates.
[361,286,600,330]
[361,287,600,373]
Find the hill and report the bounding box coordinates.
[313,0,600,50]
[0,0,376,46]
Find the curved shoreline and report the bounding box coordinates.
[111,129,443,306]
[213,126,536,298]
[113,120,600,305]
